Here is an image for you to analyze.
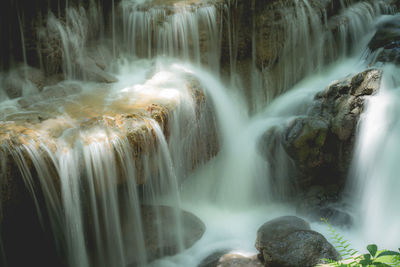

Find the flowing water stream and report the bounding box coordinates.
[1,0,400,266]
[345,63,400,250]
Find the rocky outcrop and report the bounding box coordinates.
[255,216,339,267]
[282,69,381,186]
[0,70,217,267]
[259,69,382,224]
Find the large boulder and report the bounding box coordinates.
[126,205,206,265]
[255,216,339,267]
[283,69,381,186]
[277,69,382,223]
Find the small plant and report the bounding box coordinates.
[320,218,400,267]
[355,244,400,267]
[321,218,358,259]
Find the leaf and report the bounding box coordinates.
[322,258,336,263]
[359,259,372,266]
[371,262,392,266]
[367,244,378,257]
[363,253,371,261]
[376,250,400,258]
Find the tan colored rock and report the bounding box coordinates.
[216,254,263,267]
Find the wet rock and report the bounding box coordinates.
[82,57,118,83]
[281,69,382,188]
[369,14,400,51]
[216,254,263,267]
[255,216,339,267]
[283,117,329,170]
[41,83,82,99]
[2,66,45,99]
[225,0,359,97]
[297,185,353,227]
[257,69,382,224]
[317,207,353,227]
[198,249,231,267]
[19,66,46,91]
[376,44,400,64]
[129,205,205,264]
[44,73,65,87]
[3,74,25,99]
[199,251,262,267]
[18,82,82,108]
[87,46,113,71]
[369,14,400,64]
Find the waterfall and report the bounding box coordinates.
[120,0,221,67]
[261,0,393,103]
[0,58,217,266]
[1,0,399,266]
[347,64,400,249]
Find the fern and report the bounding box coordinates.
[321,218,359,259]
[320,218,400,267]
[392,253,400,266]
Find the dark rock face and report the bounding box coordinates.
[369,14,400,64]
[0,156,66,267]
[296,185,354,227]
[283,69,382,188]
[0,0,116,70]
[263,69,382,224]
[255,216,339,267]
[369,14,400,51]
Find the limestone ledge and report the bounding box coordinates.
[0,75,216,226]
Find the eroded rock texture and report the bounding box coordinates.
[273,69,382,224]
[283,69,382,187]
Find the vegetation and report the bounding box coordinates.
[319,219,400,267]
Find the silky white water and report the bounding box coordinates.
[1,0,400,266]
[345,63,400,250]
[146,56,371,267]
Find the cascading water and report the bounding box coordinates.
[346,63,400,250]
[0,57,216,267]
[0,0,399,266]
